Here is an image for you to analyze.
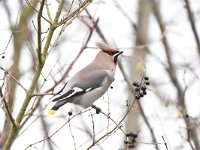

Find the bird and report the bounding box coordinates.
[48,43,123,115]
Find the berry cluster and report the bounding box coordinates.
[132,76,150,100]
[124,132,138,148]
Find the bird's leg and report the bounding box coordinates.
[91,105,101,114]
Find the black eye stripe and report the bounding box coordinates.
[103,50,119,56]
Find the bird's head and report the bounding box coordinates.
[96,43,123,64]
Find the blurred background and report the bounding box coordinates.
[0,0,200,150]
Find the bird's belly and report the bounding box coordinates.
[71,88,104,108]
[71,75,113,108]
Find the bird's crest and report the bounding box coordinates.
[96,43,117,52]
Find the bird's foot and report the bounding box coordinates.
[91,105,101,114]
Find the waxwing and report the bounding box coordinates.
[48,43,123,115]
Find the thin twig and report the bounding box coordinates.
[184,0,200,56]
[57,0,92,27]
[0,66,27,92]
[162,136,168,150]
[89,110,96,144]
[31,92,53,96]
[45,0,53,22]
[24,109,89,150]
[138,101,159,150]
[101,112,126,135]
[25,0,51,24]
[86,99,137,150]
[84,9,108,43]
[68,118,77,150]
[0,87,17,128]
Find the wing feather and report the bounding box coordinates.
[52,66,108,102]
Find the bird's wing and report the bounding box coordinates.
[52,69,108,102]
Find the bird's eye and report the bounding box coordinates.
[107,51,114,55]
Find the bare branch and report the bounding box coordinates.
[37,0,45,64]
[57,0,92,27]
[0,87,17,128]
[184,0,200,56]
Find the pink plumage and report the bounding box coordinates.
[96,42,117,52]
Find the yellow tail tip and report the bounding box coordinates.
[48,110,56,115]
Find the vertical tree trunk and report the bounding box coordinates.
[2,0,38,146]
[126,0,151,149]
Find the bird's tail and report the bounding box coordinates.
[48,100,67,115]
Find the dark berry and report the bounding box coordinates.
[131,139,136,143]
[132,82,138,87]
[144,76,149,80]
[126,133,132,137]
[141,86,146,91]
[2,55,5,59]
[145,82,150,85]
[140,93,144,97]
[110,86,113,89]
[126,132,137,138]
[68,111,72,116]
[135,95,140,100]
[124,140,129,144]
[135,88,140,92]
[143,91,147,95]
[132,133,138,138]
[128,144,135,148]
[185,114,189,118]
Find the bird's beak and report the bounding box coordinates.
[114,51,123,63]
[116,51,123,57]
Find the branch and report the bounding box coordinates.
[162,136,169,150]
[57,0,92,27]
[138,102,158,149]
[25,0,51,24]
[0,88,17,128]
[16,14,99,133]
[0,66,27,92]
[84,9,108,43]
[86,98,137,150]
[3,1,65,149]
[24,109,90,150]
[37,0,45,64]
[31,92,53,97]
[184,0,200,56]
[151,0,184,106]
[151,1,200,149]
